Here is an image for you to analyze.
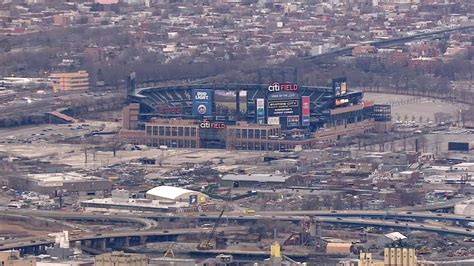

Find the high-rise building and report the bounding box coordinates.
[50,70,89,92]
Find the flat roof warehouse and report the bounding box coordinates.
[220,173,290,188]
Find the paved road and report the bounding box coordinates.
[2,214,474,252]
[6,208,474,230]
[0,226,245,251]
[250,210,473,223]
[2,209,159,230]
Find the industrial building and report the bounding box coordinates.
[49,70,89,91]
[145,185,208,203]
[8,172,112,196]
[358,248,417,266]
[95,252,147,266]
[0,250,36,266]
[220,173,290,188]
[80,187,210,213]
[80,197,193,213]
[454,199,474,216]
[119,75,391,151]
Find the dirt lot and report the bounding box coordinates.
[0,224,51,238]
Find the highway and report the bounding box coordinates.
[3,209,474,236]
[304,25,474,62]
[2,214,474,252]
[0,212,80,230]
[5,208,474,229]
[7,208,473,225]
[1,209,159,230]
[397,199,464,212]
[251,210,473,224]
[0,226,246,251]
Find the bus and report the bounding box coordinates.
[244,209,256,214]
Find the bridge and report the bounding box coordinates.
[2,214,474,254]
[3,207,474,253]
[0,226,245,254]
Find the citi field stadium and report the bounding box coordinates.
[120,75,391,150]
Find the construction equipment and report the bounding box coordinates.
[196,209,225,250]
[417,246,432,255]
[163,243,175,258]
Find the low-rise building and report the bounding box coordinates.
[50,71,89,92]
[0,250,36,266]
[220,173,290,188]
[8,172,112,196]
[95,252,147,266]
[145,185,208,203]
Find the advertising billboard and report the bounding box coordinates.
[256,98,265,124]
[267,99,299,117]
[239,90,248,114]
[287,116,300,127]
[267,117,280,125]
[127,72,136,95]
[302,96,310,126]
[156,104,182,114]
[333,78,348,97]
[448,142,470,151]
[335,98,350,106]
[267,82,299,93]
[192,89,213,116]
[199,120,226,129]
[189,195,198,205]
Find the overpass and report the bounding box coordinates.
[143,214,474,237]
[398,199,466,212]
[9,207,473,224]
[2,215,474,254]
[252,210,473,224]
[0,209,159,231]
[6,207,474,230]
[0,226,245,253]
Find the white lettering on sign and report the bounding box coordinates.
[195,91,209,100]
[268,82,298,92]
[200,120,226,129]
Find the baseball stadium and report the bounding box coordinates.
[119,74,391,151]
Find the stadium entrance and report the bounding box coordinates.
[199,120,227,149]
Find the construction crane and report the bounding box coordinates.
[196,209,225,250]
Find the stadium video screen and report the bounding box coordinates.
[214,90,247,116]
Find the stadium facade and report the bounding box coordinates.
[119,74,391,151]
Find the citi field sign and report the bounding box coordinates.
[267,82,299,92]
[200,120,226,129]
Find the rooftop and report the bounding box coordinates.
[26,172,104,186]
[146,185,200,200]
[221,173,289,183]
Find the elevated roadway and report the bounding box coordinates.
[6,208,474,230]
[304,25,474,62]
[0,226,245,251]
[398,199,466,212]
[251,210,473,224]
[2,215,474,252]
[1,209,159,230]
